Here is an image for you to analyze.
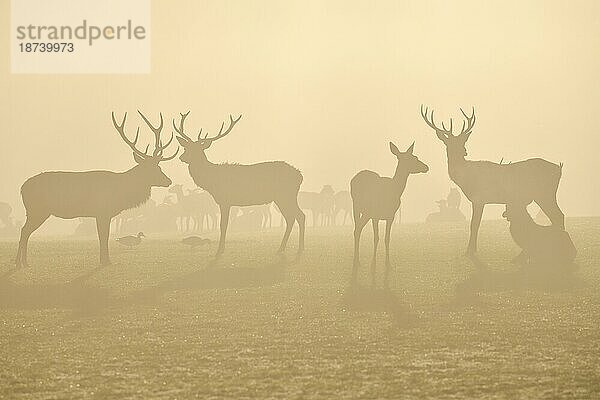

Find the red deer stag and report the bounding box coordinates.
[351,142,429,287]
[420,106,564,258]
[16,111,178,267]
[173,112,305,257]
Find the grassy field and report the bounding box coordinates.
[0,218,599,399]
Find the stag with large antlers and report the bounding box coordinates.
[16,111,178,267]
[420,106,564,260]
[174,112,305,256]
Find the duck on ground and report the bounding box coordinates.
[116,232,145,248]
[182,236,211,249]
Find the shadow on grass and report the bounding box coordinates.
[0,255,288,314]
[0,279,111,314]
[455,265,586,305]
[341,284,416,327]
[110,254,290,310]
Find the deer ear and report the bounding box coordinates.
[461,132,471,142]
[176,136,189,147]
[133,152,145,164]
[389,142,401,156]
[436,132,448,143]
[406,142,415,154]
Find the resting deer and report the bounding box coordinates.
[351,142,429,287]
[173,112,305,257]
[503,203,576,268]
[420,106,564,258]
[16,111,177,267]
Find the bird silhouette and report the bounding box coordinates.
[116,232,145,248]
[181,236,211,250]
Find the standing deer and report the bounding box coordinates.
[16,111,177,267]
[351,142,429,287]
[168,184,195,231]
[173,112,305,257]
[333,190,352,225]
[420,106,564,258]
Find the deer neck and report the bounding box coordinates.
[119,166,153,208]
[446,150,468,182]
[392,165,410,195]
[188,156,221,190]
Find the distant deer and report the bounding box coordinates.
[173,112,305,256]
[421,106,564,257]
[333,190,352,225]
[298,185,335,227]
[169,184,194,231]
[187,188,219,231]
[351,142,429,287]
[0,202,13,228]
[16,111,177,267]
[319,185,336,226]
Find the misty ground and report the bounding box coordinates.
[0,218,599,399]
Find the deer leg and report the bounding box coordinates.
[371,219,380,288]
[216,206,231,257]
[16,213,49,268]
[536,196,565,230]
[278,213,294,253]
[96,216,111,266]
[352,212,369,283]
[384,218,393,288]
[467,203,484,255]
[296,205,305,253]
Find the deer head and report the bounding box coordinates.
[173,112,242,164]
[111,111,178,187]
[389,142,429,174]
[420,106,476,160]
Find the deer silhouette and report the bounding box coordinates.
[333,190,352,225]
[421,106,565,258]
[173,112,305,257]
[186,188,219,232]
[298,185,336,227]
[0,202,13,228]
[168,184,195,232]
[16,111,178,267]
[351,142,429,287]
[503,203,576,268]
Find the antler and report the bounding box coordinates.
[173,112,242,143]
[173,111,194,142]
[420,105,454,137]
[206,114,242,142]
[112,112,149,159]
[459,107,476,135]
[137,111,178,161]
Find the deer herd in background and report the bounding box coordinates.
[9,105,576,286]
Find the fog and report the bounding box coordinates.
[1,0,599,229]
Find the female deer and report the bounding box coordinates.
[351,142,429,287]
[173,112,305,257]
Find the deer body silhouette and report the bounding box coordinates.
[351,142,429,287]
[421,106,564,257]
[174,112,305,256]
[16,111,178,267]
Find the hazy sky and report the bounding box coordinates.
[1,0,599,223]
